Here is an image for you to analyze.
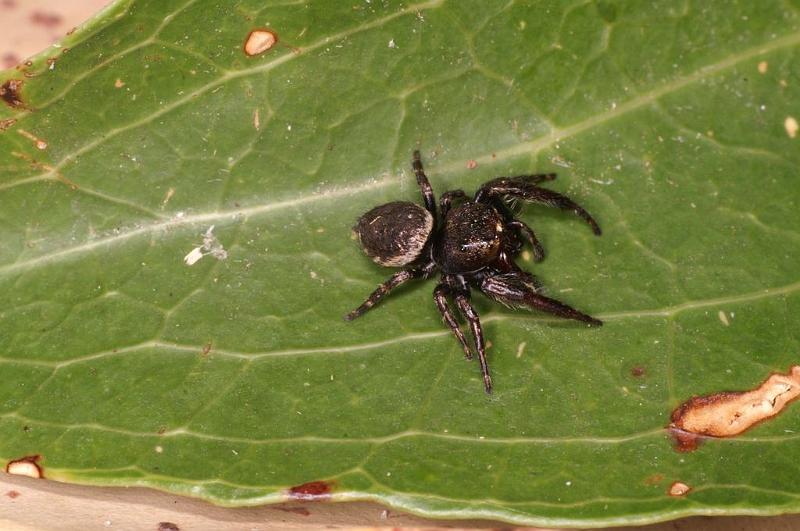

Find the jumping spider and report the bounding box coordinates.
[345,150,602,393]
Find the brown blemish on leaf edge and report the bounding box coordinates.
[287,480,334,501]
[0,79,25,109]
[5,455,44,478]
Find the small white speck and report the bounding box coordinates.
[388,39,397,48]
[565,481,572,486]
[718,310,730,326]
[154,445,163,453]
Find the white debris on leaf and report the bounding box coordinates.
[183,225,229,266]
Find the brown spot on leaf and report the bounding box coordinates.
[668,481,691,497]
[157,523,180,531]
[466,159,478,169]
[244,29,278,56]
[5,490,20,499]
[630,366,646,377]
[643,473,664,486]
[287,480,333,501]
[115,78,125,88]
[5,455,43,478]
[669,365,800,448]
[668,428,704,453]
[1,79,25,109]
[201,342,212,357]
[0,118,16,131]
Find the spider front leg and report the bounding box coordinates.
[492,196,546,262]
[345,268,423,321]
[452,290,493,394]
[412,150,437,218]
[480,273,602,326]
[476,177,601,235]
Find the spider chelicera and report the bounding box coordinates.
[345,150,602,393]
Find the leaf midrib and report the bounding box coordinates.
[3,26,799,277]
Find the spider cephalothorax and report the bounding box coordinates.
[346,150,602,393]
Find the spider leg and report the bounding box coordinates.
[476,179,601,235]
[433,284,473,360]
[412,150,437,218]
[440,189,469,217]
[489,198,546,262]
[480,273,602,326]
[344,269,420,321]
[508,220,545,262]
[453,291,493,394]
[493,173,557,185]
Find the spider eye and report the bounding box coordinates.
[354,201,433,267]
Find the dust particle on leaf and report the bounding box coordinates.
[244,29,278,56]
[784,116,798,138]
[5,490,20,499]
[757,61,768,74]
[157,523,180,531]
[0,118,16,130]
[114,78,125,88]
[466,159,478,169]
[17,128,47,150]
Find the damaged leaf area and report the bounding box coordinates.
[671,366,800,442]
[2,0,800,527]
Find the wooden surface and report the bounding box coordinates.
[1,2,798,530]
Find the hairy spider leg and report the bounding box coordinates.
[433,284,473,360]
[344,268,424,321]
[412,150,437,218]
[439,189,469,217]
[489,173,558,185]
[480,274,602,326]
[453,291,493,394]
[476,179,601,236]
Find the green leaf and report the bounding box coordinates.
[2,0,800,526]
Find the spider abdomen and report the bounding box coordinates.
[354,201,433,267]
[436,202,504,273]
